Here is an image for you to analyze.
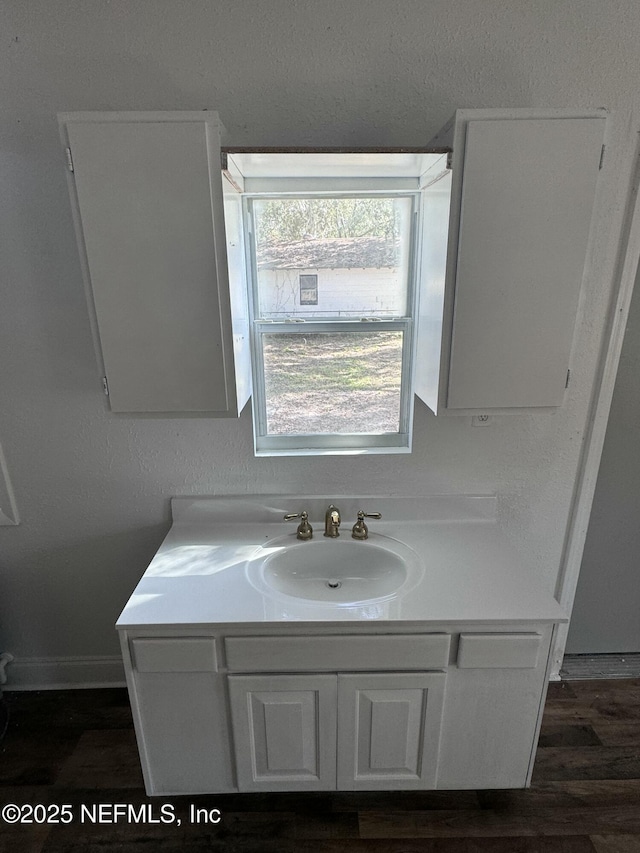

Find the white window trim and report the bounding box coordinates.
[244,192,420,456]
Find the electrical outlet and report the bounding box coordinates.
[472,414,493,427]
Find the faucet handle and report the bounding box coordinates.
[284,510,313,540]
[351,509,382,540]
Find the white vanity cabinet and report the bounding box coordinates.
[120,625,554,796]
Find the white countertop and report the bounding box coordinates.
[116,496,567,629]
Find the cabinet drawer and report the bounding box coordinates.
[225,634,450,672]
[131,638,217,673]
[457,633,542,669]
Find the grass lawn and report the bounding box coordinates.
[262,331,403,434]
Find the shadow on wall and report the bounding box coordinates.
[0,523,169,659]
[567,260,640,654]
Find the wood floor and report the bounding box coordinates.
[1,679,639,852]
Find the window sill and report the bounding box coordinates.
[253,439,412,457]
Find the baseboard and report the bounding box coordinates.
[561,653,640,680]
[3,655,126,691]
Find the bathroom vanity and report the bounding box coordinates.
[116,496,566,796]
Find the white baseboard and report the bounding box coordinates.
[3,655,125,691]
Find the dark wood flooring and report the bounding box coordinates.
[1,679,639,852]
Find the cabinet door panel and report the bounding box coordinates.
[446,116,605,409]
[60,112,247,414]
[225,634,450,672]
[131,637,217,673]
[337,672,445,790]
[228,674,337,791]
[133,671,234,795]
[457,633,542,669]
[414,166,452,413]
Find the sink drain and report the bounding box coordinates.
[326,580,342,590]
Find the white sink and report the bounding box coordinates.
[246,533,422,604]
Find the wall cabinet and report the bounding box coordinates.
[60,108,606,419]
[420,109,606,414]
[58,112,251,415]
[120,627,553,795]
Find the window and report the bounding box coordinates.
[245,194,417,454]
[299,275,318,305]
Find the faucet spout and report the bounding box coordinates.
[324,504,341,538]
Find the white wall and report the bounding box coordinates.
[566,261,640,654]
[1,0,638,683]
[259,268,404,316]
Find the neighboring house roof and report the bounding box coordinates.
[256,236,399,270]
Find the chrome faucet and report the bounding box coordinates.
[324,504,341,538]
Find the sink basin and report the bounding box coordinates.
[246,533,422,604]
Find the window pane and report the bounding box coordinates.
[253,197,413,318]
[261,331,403,435]
[299,274,318,304]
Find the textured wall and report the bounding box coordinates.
[0,0,638,665]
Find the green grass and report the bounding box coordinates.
[263,332,403,395]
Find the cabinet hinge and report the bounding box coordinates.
[102,376,109,396]
[446,151,453,170]
[599,144,605,170]
[65,147,74,173]
[565,369,571,389]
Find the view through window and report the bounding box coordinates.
[248,195,415,447]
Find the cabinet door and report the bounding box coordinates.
[59,111,250,415]
[419,109,606,414]
[337,672,446,790]
[438,626,554,789]
[228,674,337,791]
[126,638,234,795]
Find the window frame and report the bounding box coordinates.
[299,274,319,305]
[244,191,420,456]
